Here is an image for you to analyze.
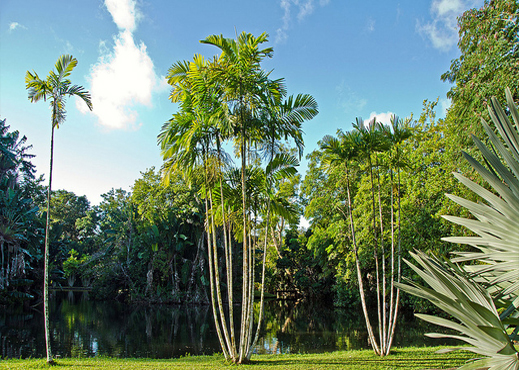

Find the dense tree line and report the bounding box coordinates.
[1,0,518,364]
[0,0,516,309]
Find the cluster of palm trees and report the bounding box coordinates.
[158,32,317,363]
[319,115,413,356]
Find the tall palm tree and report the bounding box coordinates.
[382,115,413,352]
[352,117,391,355]
[201,32,284,363]
[159,31,317,363]
[25,55,92,364]
[320,129,381,354]
[160,53,236,359]
[161,32,317,364]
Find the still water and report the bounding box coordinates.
[0,292,454,359]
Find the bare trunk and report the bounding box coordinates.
[239,133,250,363]
[386,166,403,355]
[203,155,230,360]
[368,156,382,356]
[375,157,387,354]
[44,125,55,364]
[387,170,395,354]
[247,201,271,360]
[346,164,380,355]
[209,190,234,358]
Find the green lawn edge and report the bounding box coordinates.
[1,346,474,369]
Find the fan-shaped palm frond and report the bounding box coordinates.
[398,251,518,370]
[397,88,519,369]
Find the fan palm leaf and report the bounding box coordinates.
[397,88,519,369]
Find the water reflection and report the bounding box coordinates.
[0,293,456,359]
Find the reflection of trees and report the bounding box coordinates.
[256,300,458,354]
[2,294,460,358]
[0,308,41,358]
[49,293,221,358]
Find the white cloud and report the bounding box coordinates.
[79,0,162,130]
[8,22,26,32]
[364,111,395,127]
[417,0,482,52]
[275,0,330,44]
[105,0,142,32]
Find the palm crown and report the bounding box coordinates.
[25,55,92,128]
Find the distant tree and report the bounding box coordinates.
[0,118,42,306]
[441,0,519,149]
[25,55,92,364]
[49,190,90,244]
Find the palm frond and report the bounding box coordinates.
[399,89,519,369]
[396,252,518,370]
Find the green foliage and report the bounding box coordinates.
[398,89,519,369]
[0,117,42,304]
[442,0,519,143]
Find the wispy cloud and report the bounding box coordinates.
[8,22,26,32]
[335,81,367,114]
[364,111,395,127]
[417,0,482,52]
[276,0,330,44]
[78,0,163,130]
[366,17,376,33]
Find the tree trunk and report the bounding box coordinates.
[375,156,387,354]
[345,164,380,355]
[203,152,230,361]
[239,133,250,363]
[217,136,236,356]
[44,125,55,364]
[368,155,382,356]
[247,201,271,360]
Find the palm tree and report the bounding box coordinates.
[201,32,283,363]
[161,32,317,364]
[320,129,381,354]
[25,55,92,364]
[352,117,392,355]
[382,115,413,352]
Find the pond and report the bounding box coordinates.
[0,292,455,359]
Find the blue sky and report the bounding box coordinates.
[0,0,482,205]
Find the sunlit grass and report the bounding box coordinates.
[2,346,474,369]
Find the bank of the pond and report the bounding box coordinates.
[2,346,474,369]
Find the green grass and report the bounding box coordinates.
[1,346,475,370]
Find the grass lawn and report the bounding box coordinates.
[1,346,475,370]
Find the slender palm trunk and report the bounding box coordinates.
[375,156,387,354]
[247,200,271,359]
[387,170,395,354]
[367,155,382,355]
[208,190,233,358]
[239,131,250,363]
[221,180,237,356]
[217,136,237,358]
[345,165,380,355]
[386,166,403,353]
[44,125,55,365]
[203,154,229,360]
